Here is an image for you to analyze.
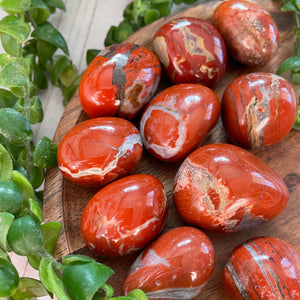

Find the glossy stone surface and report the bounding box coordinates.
[57,117,143,187]
[79,43,161,119]
[212,0,279,66]
[153,17,227,88]
[224,236,300,299]
[173,143,289,233]
[81,174,168,256]
[221,72,297,149]
[140,84,220,162]
[123,226,215,299]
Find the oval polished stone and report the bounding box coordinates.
[153,17,227,88]
[57,117,143,187]
[173,143,289,233]
[122,226,215,299]
[140,84,220,162]
[79,43,161,119]
[221,72,297,149]
[212,0,279,66]
[81,174,168,256]
[223,236,300,299]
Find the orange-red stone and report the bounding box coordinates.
[173,143,289,233]
[221,72,297,149]
[140,83,220,162]
[81,174,168,257]
[224,236,300,299]
[212,0,279,66]
[57,117,143,187]
[123,226,215,299]
[153,17,227,88]
[79,43,161,119]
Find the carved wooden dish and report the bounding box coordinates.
[44,1,300,298]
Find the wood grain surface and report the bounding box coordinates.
[44,0,300,298]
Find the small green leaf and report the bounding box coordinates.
[0,143,13,181]
[86,49,100,65]
[293,105,300,130]
[127,289,149,300]
[0,180,23,216]
[114,19,135,42]
[34,136,58,168]
[1,33,19,56]
[62,73,82,105]
[144,9,160,25]
[277,56,300,76]
[50,55,70,85]
[29,0,51,25]
[63,261,114,300]
[39,258,53,292]
[0,62,29,87]
[0,108,33,146]
[30,165,45,189]
[11,170,35,203]
[152,0,172,16]
[281,1,299,12]
[0,15,31,43]
[0,0,31,14]
[0,257,19,297]
[43,0,65,10]
[47,260,69,300]
[10,277,50,300]
[0,89,18,109]
[36,39,58,66]
[14,96,44,124]
[62,254,95,266]
[32,21,69,55]
[7,214,43,256]
[33,65,48,90]
[0,212,15,250]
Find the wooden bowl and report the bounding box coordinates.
[44,1,300,298]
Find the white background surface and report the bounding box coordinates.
[0,0,205,297]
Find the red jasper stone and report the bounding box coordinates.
[221,72,297,149]
[57,117,143,187]
[80,174,168,256]
[140,83,220,162]
[79,43,161,119]
[223,236,300,299]
[122,226,215,299]
[153,17,227,88]
[212,0,279,66]
[173,143,289,233]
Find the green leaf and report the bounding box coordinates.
[62,73,82,105]
[114,19,135,42]
[144,9,160,25]
[7,214,43,256]
[0,180,23,216]
[281,1,300,12]
[1,33,19,56]
[34,136,58,168]
[0,143,13,181]
[30,165,45,189]
[86,49,100,65]
[277,56,300,75]
[0,62,29,87]
[63,261,114,300]
[0,89,18,109]
[37,39,58,66]
[39,258,53,292]
[62,254,95,266]
[43,0,65,10]
[47,260,69,300]
[29,0,51,25]
[0,212,14,250]
[11,277,50,300]
[0,257,19,297]
[32,21,69,55]
[293,105,300,130]
[0,108,33,146]
[127,289,148,300]
[0,15,31,43]
[152,0,172,16]
[0,0,31,14]
[14,96,44,124]
[33,65,48,90]
[11,170,35,203]
[50,55,70,85]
